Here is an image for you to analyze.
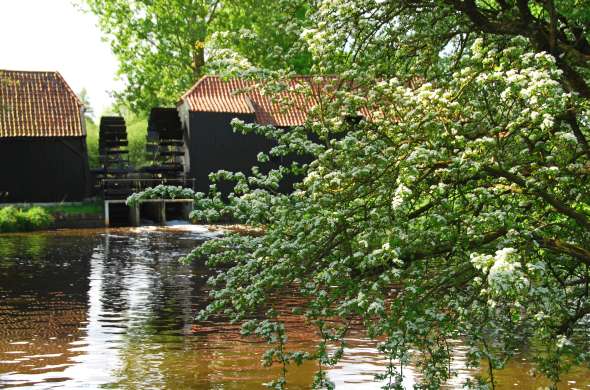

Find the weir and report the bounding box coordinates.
[104,199,194,227]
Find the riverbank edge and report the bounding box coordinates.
[0,201,105,232]
[0,200,266,233]
[51,213,105,229]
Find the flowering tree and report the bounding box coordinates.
[186,1,589,388]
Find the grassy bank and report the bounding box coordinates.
[44,201,103,216]
[0,201,104,233]
[0,207,54,233]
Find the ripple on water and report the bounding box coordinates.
[0,229,589,389]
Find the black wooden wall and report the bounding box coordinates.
[186,112,309,196]
[0,137,90,202]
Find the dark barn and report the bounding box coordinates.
[0,70,90,202]
[177,76,324,195]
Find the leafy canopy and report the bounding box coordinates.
[186,1,590,388]
[80,0,314,112]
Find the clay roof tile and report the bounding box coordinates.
[180,75,336,127]
[0,69,84,138]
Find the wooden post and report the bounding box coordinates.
[129,204,140,227]
[181,201,194,222]
[156,200,166,225]
[104,201,110,227]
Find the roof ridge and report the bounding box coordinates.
[179,74,342,127]
[53,71,83,109]
[0,68,61,74]
[180,75,211,100]
[0,69,82,108]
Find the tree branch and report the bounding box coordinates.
[557,304,590,336]
[484,166,590,230]
[206,0,221,25]
[402,227,508,265]
[532,234,590,267]
[545,0,558,52]
[443,0,590,98]
[565,109,590,159]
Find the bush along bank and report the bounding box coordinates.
[126,185,195,207]
[0,206,54,233]
[0,202,106,231]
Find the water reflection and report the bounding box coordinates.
[0,232,95,388]
[0,228,588,389]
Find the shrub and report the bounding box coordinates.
[0,206,54,233]
[0,207,20,232]
[24,207,54,230]
[126,185,195,207]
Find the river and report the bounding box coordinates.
[0,227,588,389]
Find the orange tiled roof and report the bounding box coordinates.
[0,70,84,137]
[180,76,337,127]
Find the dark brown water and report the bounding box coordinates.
[0,227,588,389]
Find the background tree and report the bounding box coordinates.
[77,87,99,167]
[80,0,314,112]
[186,1,590,388]
[78,88,94,119]
[209,0,313,74]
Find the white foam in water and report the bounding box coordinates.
[165,219,194,227]
[128,226,160,233]
[124,221,224,238]
[164,221,224,238]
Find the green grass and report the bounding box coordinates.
[86,118,100,168]
[127,115,148,168]
[44,201,103,216]
[86,114,148,169]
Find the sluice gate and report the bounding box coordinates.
[104,198,194,227]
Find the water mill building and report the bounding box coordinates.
[0,70,90,202]
[176,75,326,194]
